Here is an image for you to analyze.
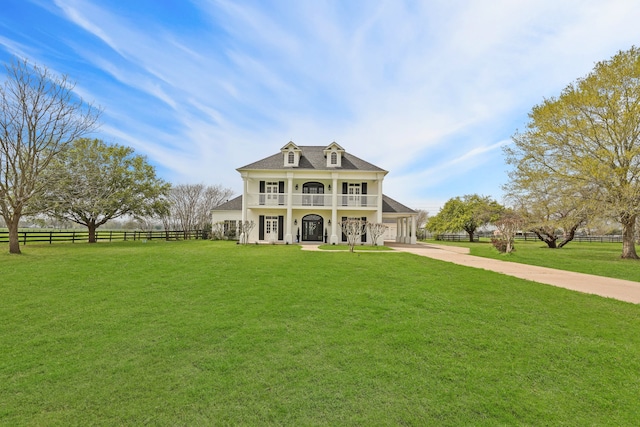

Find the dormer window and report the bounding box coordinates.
[281,141,301,167]
[324,141,344,167]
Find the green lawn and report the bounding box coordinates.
[2,241,640,425]
[426,239,640,282]
[318,244,393,251]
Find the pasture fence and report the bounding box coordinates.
[0,229,204,245]
[436,233,624,243]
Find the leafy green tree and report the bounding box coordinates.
[0,58,99,254]
[36,138,170,243]
[426,194,503,242]
[505,46,640,259]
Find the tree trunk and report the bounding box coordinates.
[557,223,580,248]
[467,230,475,242]
[532,229,557,248]
[88,222,97,243]
[505,239,513,254]
[7,214,22,254]
[621,214,639,259]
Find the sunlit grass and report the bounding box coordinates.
[318,244,393,251]
[1,241,639,425]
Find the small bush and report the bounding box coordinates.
[491,238,511,253]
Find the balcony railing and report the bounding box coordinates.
[246,193,378,208]
[293,194,331,207]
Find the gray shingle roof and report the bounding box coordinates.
[382,195,417,214]
[237,145,386,172]
[211,195,242,211]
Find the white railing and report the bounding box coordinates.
[245,193,378,208]
[246,193,288,206]
[337,194,377,208]
[292,194,332,207]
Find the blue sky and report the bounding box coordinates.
[2,0,640,213]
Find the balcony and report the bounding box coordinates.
[245,193,378,209]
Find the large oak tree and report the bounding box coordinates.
[505,46,640,259]
[37,138,170,243]
[0,58,99,253]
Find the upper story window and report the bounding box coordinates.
[288,151,295,164]
[324,142,344,167]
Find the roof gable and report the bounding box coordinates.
[280,141,300,151]
[323,141,344,153]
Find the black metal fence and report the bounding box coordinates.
[0,229,204,245]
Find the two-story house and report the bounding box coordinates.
[211,142,417,245]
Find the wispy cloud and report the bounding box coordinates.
[2,0,640,209]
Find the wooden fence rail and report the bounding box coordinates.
[436,233,624,243]
[0,230,204,245]
[435,234,480,242]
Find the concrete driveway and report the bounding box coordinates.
[386,242,640,304]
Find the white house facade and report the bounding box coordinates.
[212,142,417,245]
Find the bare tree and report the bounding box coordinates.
[415,209,429,239]
[164,184,233,236]
[210,222,226,240]
[0,58,100,253]
[339,218,366,252]
[493,211,524,254]
[238,220,255,244]
[366,222,387,246]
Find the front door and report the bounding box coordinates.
[302,214,323,241]
[265,216,279,241]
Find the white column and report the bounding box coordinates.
[240,174,248,242]
[396,218,401,243]
[330,173,338,244]
[402,217,408,243]
[410,215,417,244]
[376,173,383,223]
[285,173,293,243]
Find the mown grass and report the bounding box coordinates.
[426,239,640,282]
[2,241,640,425]
[318,244,393,251]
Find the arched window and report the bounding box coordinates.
[330,152,337,164]
[288,151,295,164]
